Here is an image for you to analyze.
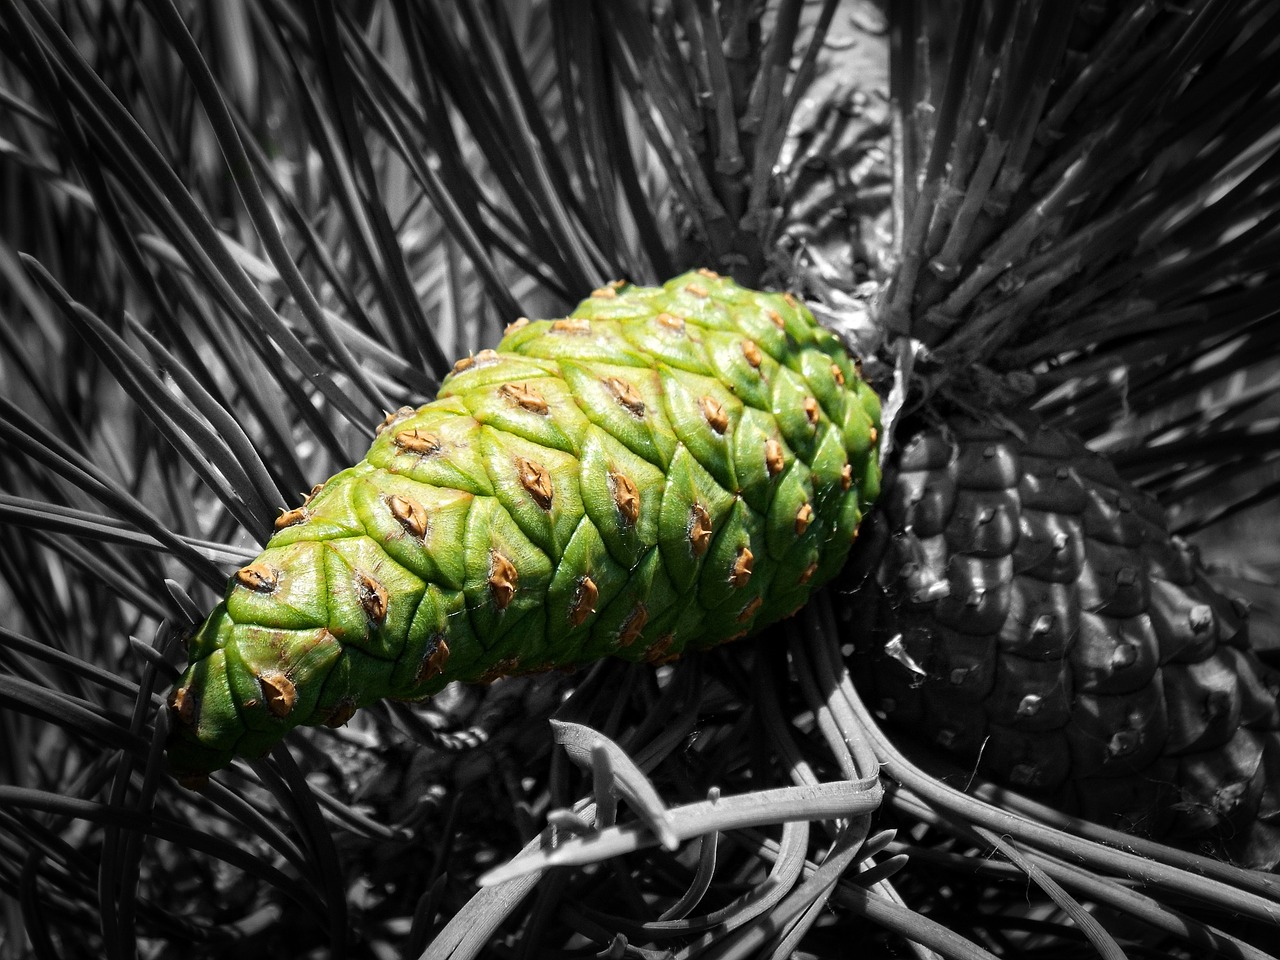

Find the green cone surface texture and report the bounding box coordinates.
[856,418,1280,868]
[168,271,882,781]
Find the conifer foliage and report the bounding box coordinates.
[2,2,1280,958]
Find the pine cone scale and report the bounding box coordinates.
[860,417,1280,867]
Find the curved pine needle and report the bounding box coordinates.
[480,778,881,886]
[550,720,679,850]
[702,819,870,960]
[656,828,717,922]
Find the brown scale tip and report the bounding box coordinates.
[798,561,819,585]
[303,482,326,506]
[505,317,530,335]
[478,656,521,684]
[696,267,720,279]
[685,282,709,298]
[591,286,618,299]
[644,633,677,665]
[737,596,763,623]
[170,686,196,726]
[618,604,649,647]
[416,635,451,684]
[765,439,785,477]
[841,464,853,491]
[742,339,763,368]
[235,562,279,592]
[517,457,554,510]
[831,363,845,386]
[552,318,591,334]
[570,577,598,627]
[689,503,713,556]
[274,506,307,531]
[259,672,297,718]
[387,493,428,538]
[782,293,798,308]
[604,377,646,416]
[730,547,754,588]
[869,426,878,445]
[701,396,728,434]
[451,350,500,376]
[394,427,442,456]
[376,406,417,436]
[499,382,549,416]
[610,470,640,526]
[323,699,357,728]
[795,503,814,535]
[356,570,389,623]
[656,312,685,333]
[803,397,820,425]
[489,551,519,610]
[768,309,785,329]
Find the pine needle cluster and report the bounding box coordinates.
[2,2,1279,958]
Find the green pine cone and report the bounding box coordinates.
[167,270,882,783]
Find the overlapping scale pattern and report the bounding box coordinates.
[168,271,881,782]
[856,419,1280,867]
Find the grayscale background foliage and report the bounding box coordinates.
[2,1,1280,959]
